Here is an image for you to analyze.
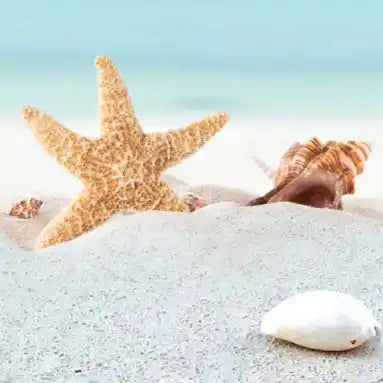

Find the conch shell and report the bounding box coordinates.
[247,138,372,209]
[268,169,343,209]
[274,137,324,188]
[9,198,43,219]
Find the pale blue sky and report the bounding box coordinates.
[1,0,383,68]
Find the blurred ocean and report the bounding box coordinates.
[1,0,383,122]
[1,0,383,197]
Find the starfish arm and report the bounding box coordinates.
[95,56,143,141]
[152,181,190,212]
[121,180,189,212]
[35,188,118,249]
[22,106,92,179]
[148,111,228,172]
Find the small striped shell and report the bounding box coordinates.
[9,198,43,219]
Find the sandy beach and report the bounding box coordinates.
[0,117,383,381]
[1,203,383,382]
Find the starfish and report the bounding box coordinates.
[22,56,229,249]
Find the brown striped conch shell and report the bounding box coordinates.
[274,137,324,188]
[9,198,43,219]
[267,169,343,210]
[247,138,372,210]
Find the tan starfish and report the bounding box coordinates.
[22,56,228,249]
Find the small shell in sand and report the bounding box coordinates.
[181,192,209,212]
[260,290,381,351]
[9,198,43,219]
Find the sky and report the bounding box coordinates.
[1,0,383,69]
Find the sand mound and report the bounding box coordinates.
[1,173,382,251]
[1,203,383,381]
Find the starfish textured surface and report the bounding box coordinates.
[22,56,229,249]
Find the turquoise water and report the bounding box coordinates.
[1,0,383,120]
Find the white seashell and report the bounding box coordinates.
[260,290,381,351]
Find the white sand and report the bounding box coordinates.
[1,117,383,381]
[1,203,383,382]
